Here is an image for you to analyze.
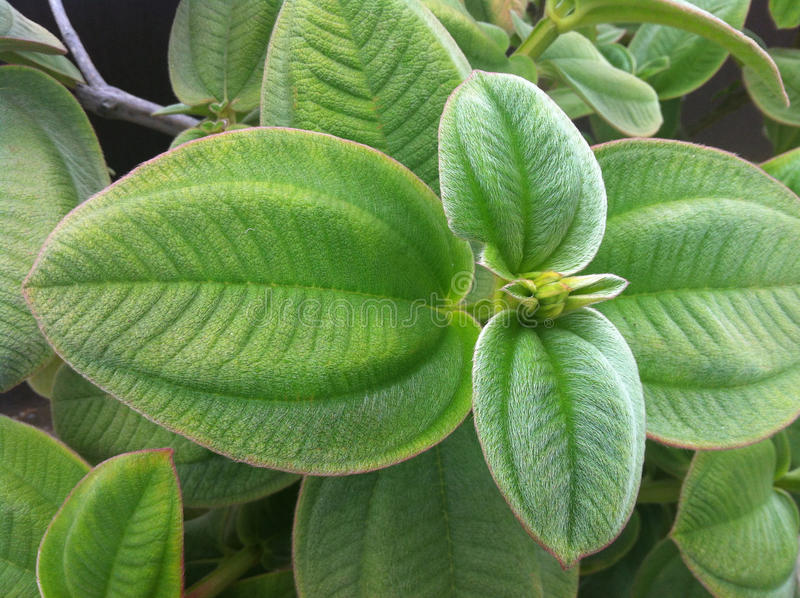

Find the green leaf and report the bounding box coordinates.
[26,354,62,399]
[0,416,89,598]
[261,0,469,190]
[763,147,800,196]
[472,308,645,567]
[745,48,800,127]
[294,418,578,597]
[38,449,183,598]
[586,139,800,448]
[220,571,296,598]
[628,0,749,99]
[540,32,662,137]
[579,511,641,575]
[672,441,800,597]
[168,0,283,111]
[24,127,477,474]
[770,0,800,29]
[0,1,65,53]
[438,71,606,278]
[597,42,636,73]
[51,366,299,507]
[464,0,527,33]
[632,539,712,598]
[0,66,108,391]
[0,49,84,86]
[766,117,800,155]
[547,86,594,119]
[564,0,788,104]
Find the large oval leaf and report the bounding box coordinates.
[51,366,299,507]
[0,66,108,391]
[586,139,800,448]
[24,127,477,474]
[0,416,89,598]
[261,0,470,189]
[770,0,800,29]
[540,32,663,137]
[438,70,606,279]
[745,48,800,127]
[628,0,749,100]
[294,418,578,597]
[632,539,711,598]
[763,147,800,196]
[0,0,64,54]
[168,0,283,111]
[672,441,800,597]
[472,308,645,567]
[37,449,183,598]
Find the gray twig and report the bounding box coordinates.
[47,0,197,136]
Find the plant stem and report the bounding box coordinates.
[47,0,198,136]
[185,545,261,598]
[637,478,682,504]
[514,17,560,60]
[776,468,800,494]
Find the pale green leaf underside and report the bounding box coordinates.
[294,419,578,597]
[632,539,711,598]
[763,148,800,196]
[52,366,299,507]
[0,66,108,391]
[473,308,645,567]
[540,32,662,137]
[744,48,800,127]
[37,450,183,598]
[770,0,800,29]
[261,0,470,190]
[587,139,800,448]
[0,49,83,86]
[628,0,749,100]
[438,71,606,278]
[673,442,800,598]
[24,127,477,474]
[0,416,88,598]
[0,1,64,53]
[168,0,282,110]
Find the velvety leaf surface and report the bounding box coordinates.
[763,148,800,196]
[24,127,477,474]
[629,0,749,99]
[672,442,800,598]
[294,419,577,597]
[632,539,711,598]
[587,139,800,448]
[51,366,299,507]
[0,66,108,391]
[745,48,800,127]
[0,0,64,53]
[37,449,183,598]
[0,416,89,598]
[219,571,296,598]
[168,0,282,111]
[472,308,645,567]
[770,0,800,29]
[438,71,606,278]
[540,32,663,137]
[261,0,470,189]
[570,0,788,104]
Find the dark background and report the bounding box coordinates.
[2,0,798,426]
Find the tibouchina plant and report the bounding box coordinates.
[1,0,800,597]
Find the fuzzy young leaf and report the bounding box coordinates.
[24,128,477,474]
[168,0,282,111]
[0,66,108,391]
[51,367,299,507]
[0,0,64,53]
[586,140,800,448]
[763,148,800,196]
[438,71,606,279]
[540,32,663,137]
[745,48,800,127]
[672,442,800,597]
[632,539,711,598]
[294,419,578,597]
[37,450,183,598]
[770,0,800,29]
[261,0,469,190]
[628,0,749,99]
[0,416,89,598]
[472,309,645,567]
